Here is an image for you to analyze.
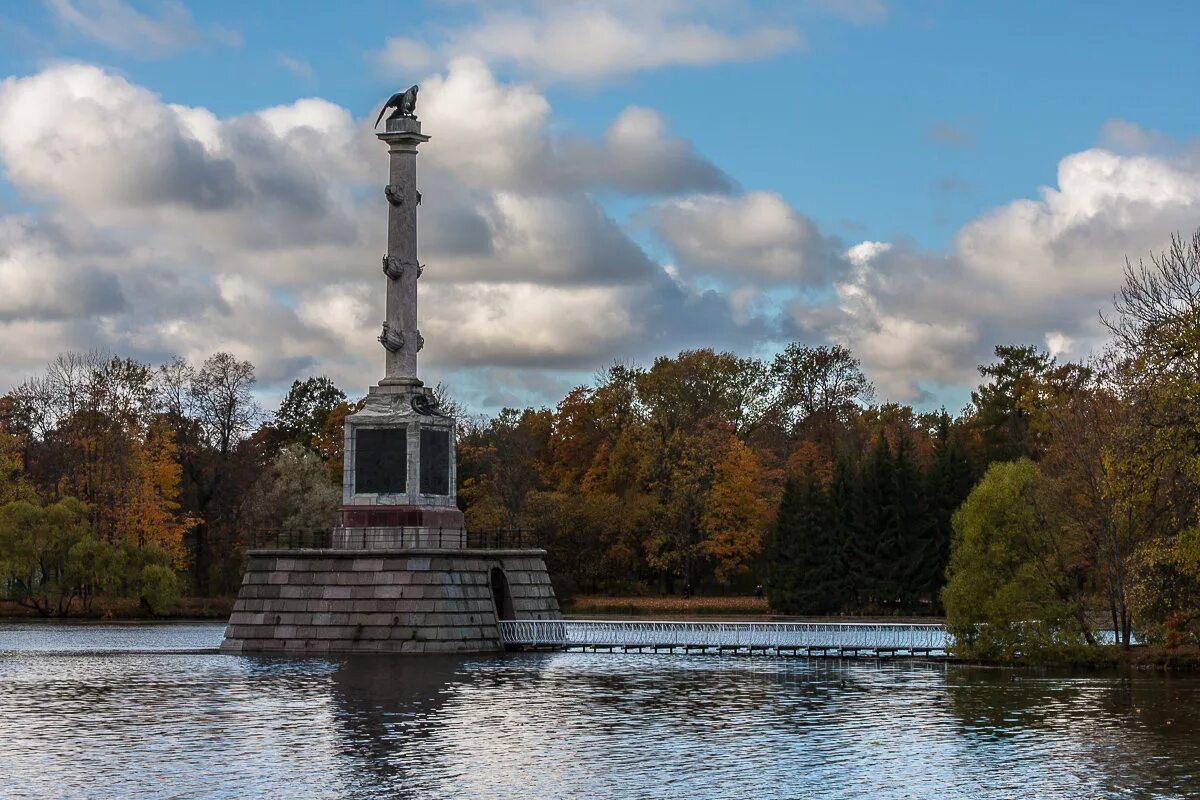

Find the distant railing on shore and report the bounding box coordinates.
[247,527,538,550]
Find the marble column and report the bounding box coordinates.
[376,117,429,388]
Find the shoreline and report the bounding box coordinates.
[2,617,1196,671]
[0,597,234,621]
[3,598,1196,672]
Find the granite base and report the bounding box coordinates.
[220,548,559,655]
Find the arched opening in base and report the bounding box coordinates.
[490,567,515,622]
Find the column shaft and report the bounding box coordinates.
[376,119,428,386]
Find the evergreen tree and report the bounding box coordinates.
[853,433,894,609]
[890,431,930,611]
[767,476,803,611]
[767,465,839,613]
[971,344,1055,462]
[828,457,858,612]
[927,413,975,608]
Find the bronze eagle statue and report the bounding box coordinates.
[375,85,419,127]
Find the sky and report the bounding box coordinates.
[0,0,1198,416]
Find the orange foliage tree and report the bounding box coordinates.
[109,421,194,567]
[700,437,771,586]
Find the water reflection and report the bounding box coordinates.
[0,623,1197,799]
[941,669,1199,797]
[325,655,468,795]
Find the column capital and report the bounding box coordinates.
[376,117,430,148]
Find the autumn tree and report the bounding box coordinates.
[1129,530,1200,646]
[245,444,340,535]
[770,343,874,455]
[161,352,262,593]
[5,354,194,564]
[518,367,659,595]
[109,420,193,566]
[190,353,260,457]
[1102,229,1200,644]
[525,489,650,597]
[0,402,36,505]
[643,420,727,592]
[0,497,96,616]
[1028,365,1146,645]
[637,349,773,441]
[312,398,363,484]
[457,408,554,530]
[700,437,770,586]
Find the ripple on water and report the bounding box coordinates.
[0,623,1196,799]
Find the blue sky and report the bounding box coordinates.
[0,1,1198,414]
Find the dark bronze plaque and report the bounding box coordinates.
[355,428,406,494]
[420,427,451,495]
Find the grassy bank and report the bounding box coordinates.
[563,595,771,617]
[561,595,947,622]
[954,645,1200,672]
[1117,646,1200,671]
[0,596,235,621]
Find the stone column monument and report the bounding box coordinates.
[334,88,464,547]
[220,86,559,655]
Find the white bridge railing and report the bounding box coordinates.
[498,620,950,655]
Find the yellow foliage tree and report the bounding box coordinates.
[111,421,195,567]
[701,437,770,586]
[0,428,37,505]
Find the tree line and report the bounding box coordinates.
[1,230,1198,654]
[0,353,351,613]
[458,345,986,613]
[0,336,983,617]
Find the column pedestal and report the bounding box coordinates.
[337,382,463,550]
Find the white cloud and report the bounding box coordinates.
[1098,119,1174,153]
[46,0,239,56]
[423,282,638,367]
[372,36,437,74]
[955,149,1200,299]
[277,55,315,81]
[0,217,125,321]
[588,106,732,195]
[815,145,1200,401]
[1045,332,1075,359]
[653,191,841,283]
[845,240,891,267]
[452,192,658,285]
[416,59,731,197]
[372,3,802,83]
[418,58,554,190]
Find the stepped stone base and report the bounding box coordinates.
[219,548,559,655]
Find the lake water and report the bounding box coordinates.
[0,622,1196,799]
